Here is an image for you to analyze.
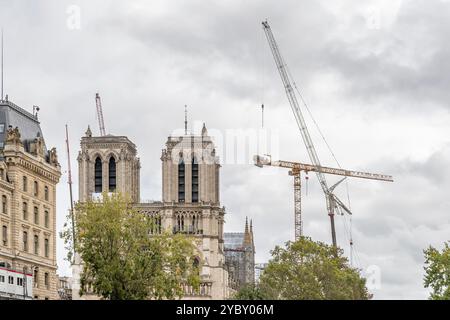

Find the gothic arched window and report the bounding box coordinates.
[108,157,116,192]
[178,157,185,202]
[94,157,102,193]
[192,156,199,203]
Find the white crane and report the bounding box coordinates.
[261,21,393,246]
[95,92,106,136]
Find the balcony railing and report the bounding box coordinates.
[172,226,203,235]
[182,281,212,297]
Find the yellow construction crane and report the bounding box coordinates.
[254,155,393,242]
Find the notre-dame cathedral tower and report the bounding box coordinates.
[72,123,231,300]
[77,126,140,203]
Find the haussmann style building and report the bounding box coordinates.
[0,98,61,300]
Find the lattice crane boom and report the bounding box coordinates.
[255,155,393,182]
[95,92,106,136]
[262,21,329,194]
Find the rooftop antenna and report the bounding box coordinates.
[1,28,4,101]
[261,104,264,128]
[184,104,188,135]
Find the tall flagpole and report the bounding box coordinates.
[65,124,76,261]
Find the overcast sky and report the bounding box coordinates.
[1,0,449,299]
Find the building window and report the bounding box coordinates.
[44,186,49,201]
[34,206,39,225]
[34,235,39,255]
[23,231,28,252]
[1,195,6,214]
[108,157,116,192]
[17,277,23,286]
[44,272,49,289]
[23,202,28,220]
[0,168,4,180]
[0,275,4,282]
[192,157,199,203]
[2,225,7,246]
[94,157,102,193]
[44,238,49,257]
[23,176,27,192]
[34,270,39,288]
[178,158,185,202]
[8,276,14,284]
[44,210,49,228]
[34,181,38,197]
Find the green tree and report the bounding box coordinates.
[258,237,370,300]
[423,241,450,300]
[233,284,269,300]
[61,192,199,300]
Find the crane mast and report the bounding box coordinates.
[95,92,106,136]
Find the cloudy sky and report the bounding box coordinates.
[1,0,449,299]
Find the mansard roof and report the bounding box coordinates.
[0,99,46,154]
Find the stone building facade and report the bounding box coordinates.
[72,123,232,300]
[0,99,61,300]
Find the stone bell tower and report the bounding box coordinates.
[161,123,220,204]
[77,126,140,203]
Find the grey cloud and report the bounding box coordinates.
[0,0,448,299]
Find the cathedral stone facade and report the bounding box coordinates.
[72,123,233,299]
